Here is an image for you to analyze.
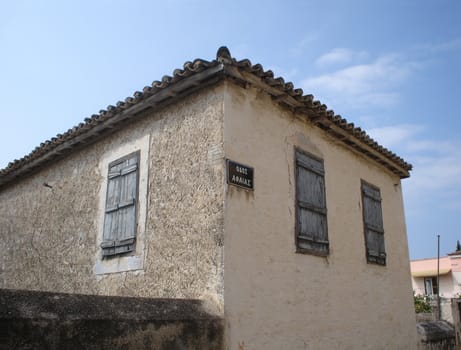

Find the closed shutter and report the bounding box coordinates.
[101,152,139,257]
[361,181,386,265]
[296,150,329,255]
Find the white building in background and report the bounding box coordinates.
[411,248,461,297]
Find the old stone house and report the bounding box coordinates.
[0,47,417,349]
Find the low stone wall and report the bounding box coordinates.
[416,313,435,322]
[0,289,224,350]
[416,320,456,350]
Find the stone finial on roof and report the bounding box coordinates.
[216,46,232,63]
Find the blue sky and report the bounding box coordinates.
[0,0,460,259]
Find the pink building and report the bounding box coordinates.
[411,249,461,297]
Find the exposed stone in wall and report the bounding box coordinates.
[0,149,101,294]
[0,288,223,350]
[145,88,224,305]
[0,85,224,309]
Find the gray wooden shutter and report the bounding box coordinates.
[296,150,329,255]
[101,152,139,257]
[361,181,386,265]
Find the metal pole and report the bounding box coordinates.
[437,234,441,320]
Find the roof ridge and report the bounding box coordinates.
[0,46,412,187]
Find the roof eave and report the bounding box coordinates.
[0,63,226,188]
[223,66,411,179]
[0,47,412,188]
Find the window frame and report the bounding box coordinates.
[101,151,140,258]
[294,148,329,257]
[424,277,438,296]
[361,180,386,266]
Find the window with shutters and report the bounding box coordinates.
[295,150,329,256]
[361,181,386,265]
[101,151,139,257]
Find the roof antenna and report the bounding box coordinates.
[437,234,441,320]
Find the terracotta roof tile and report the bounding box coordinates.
[0,46,412,187]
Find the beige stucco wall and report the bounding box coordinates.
[222,82,417,349]
[0,85,225,310]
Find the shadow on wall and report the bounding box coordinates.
[0,289,224,350]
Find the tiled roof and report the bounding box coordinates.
[0,47,411,187]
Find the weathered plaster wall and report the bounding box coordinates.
[0,85,225,309]
[222,82,417,349]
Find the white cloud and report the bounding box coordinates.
[315,48,368,66]
[341,122,461,198]
[369,128,461,217]
[302,40,455,111]
[367,124,423,149]
[302,53,417,109]
[407,150,461,192]
[405,140,458,153]
[413,38,461,55]
[290,33,319,56]
[354,92,401,109]
[431,38,461,52]
[301,46,461,212]
[365,124,461,211]
[266,65,299,82]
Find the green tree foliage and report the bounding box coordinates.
[414,294,432,313]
